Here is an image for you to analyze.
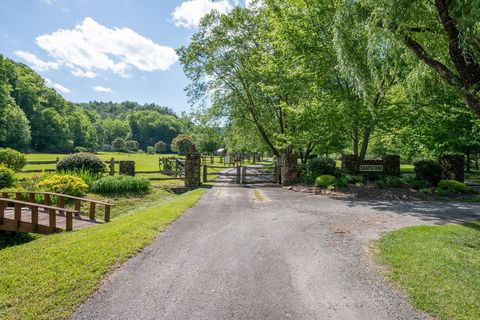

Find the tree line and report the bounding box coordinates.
[0,55,189,153]
[178,0,480,166]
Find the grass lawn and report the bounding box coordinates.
[376,222,480,320]
[0,187,206,320]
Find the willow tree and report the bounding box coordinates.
[363,0,480,118]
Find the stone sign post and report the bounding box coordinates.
[341,154,400,176]
[281,153,298,186]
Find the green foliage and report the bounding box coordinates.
[147,146,155,155]
[333,176,348,188]
[111,138,126,151]
[307,157,337,176]
[125,140,139,152]
[56,152,106,175]
[403,177,430,190]
[154,140,167,153]
[413,160,443,187]
[0,165,15,188]
[57,169,102,187]
[38,174,88,197]
[171,134,193,155]
[437,180,474,194]
[89,175,150,195]
[0,148,27,171]
[345,174,364,184]
[315,175,336,188]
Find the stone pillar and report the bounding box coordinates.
[383,155,401,176]
[439,155,465,182]
[281,153,298,186]
[109,158,115,176]
[119,161,135,176]
[185,153,201,188]
[342,155,359,174]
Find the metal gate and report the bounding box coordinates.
[203,165,279,184]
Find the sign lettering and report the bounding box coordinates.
[359,165,383,172]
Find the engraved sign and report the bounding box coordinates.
[359,164,384,172]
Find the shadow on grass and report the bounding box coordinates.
[0,231,38,250]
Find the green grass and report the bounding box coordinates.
[0,187,206,320]
[465,170,480,183]
[376,222,480,320]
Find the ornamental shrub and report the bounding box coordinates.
[437,180,474,194]
[0,166,15,188]
[89,175,150,195]
[0,148,27,172]
[171,134,193,155]
[56,152,106,175]
[111,137,126,151]
[315,175,336,188]
[307,157,337,176]
[38,174,88,197]
[154,140,167,153]
[413,159,443,187]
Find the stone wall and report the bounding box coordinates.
[281,153,298,186]
[341,155,400,176]
[119,161,135,176]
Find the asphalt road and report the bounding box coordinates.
[73,184,480,320]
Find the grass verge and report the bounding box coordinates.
[376,222,480,320]
[0,188,206,320]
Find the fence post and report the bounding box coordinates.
[236,166,241,184]
[203,164,208,183]
[110,158,115,176]
[241,166,247,184]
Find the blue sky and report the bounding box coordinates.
[0,0,251,114]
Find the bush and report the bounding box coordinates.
[125,140,139,152]
[111,137,125,151]
[334,176,348,188]
[89,175,150,195]
[437,180,474,194]
[307,157,337,176]
[57,169,102,186]
[0,148,27,172]
[0,166,15,189]
[56,152,106,175]
[315,175,336,188]
[147,146,155,155]
[346,174,364,184]
[413,160,443,187]
[154,140,167,153]
[403,177,430,190]
[38,174,88,197]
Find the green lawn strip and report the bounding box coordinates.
[0,188,206,320]
[375,222,480,320]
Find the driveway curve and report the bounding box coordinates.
[73,185,480,320]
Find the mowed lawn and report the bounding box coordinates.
[376,222,480,320]
[0,187,206,320]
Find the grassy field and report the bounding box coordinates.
[0,187,206,320]
[376,222,480,320]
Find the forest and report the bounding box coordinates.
[0,55,191,153]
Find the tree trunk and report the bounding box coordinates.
[352,126,359,156]
[359,128,371,161]
[476,153,479,170]
[466,149,471,172]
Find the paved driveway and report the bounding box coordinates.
[73,185,480,320]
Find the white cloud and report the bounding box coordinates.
[71,69,96,78]
[14,50,60,72]
[44,78,71,94]
[93,85,114,93]
[172,0,232,28]
[34,17,178,78]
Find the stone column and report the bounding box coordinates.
[281,153,298,186]
[342,155,359,174]
[185,153,201,188]
[383,155,401,176]
[439,155,465,182]
[119,161,135,176]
